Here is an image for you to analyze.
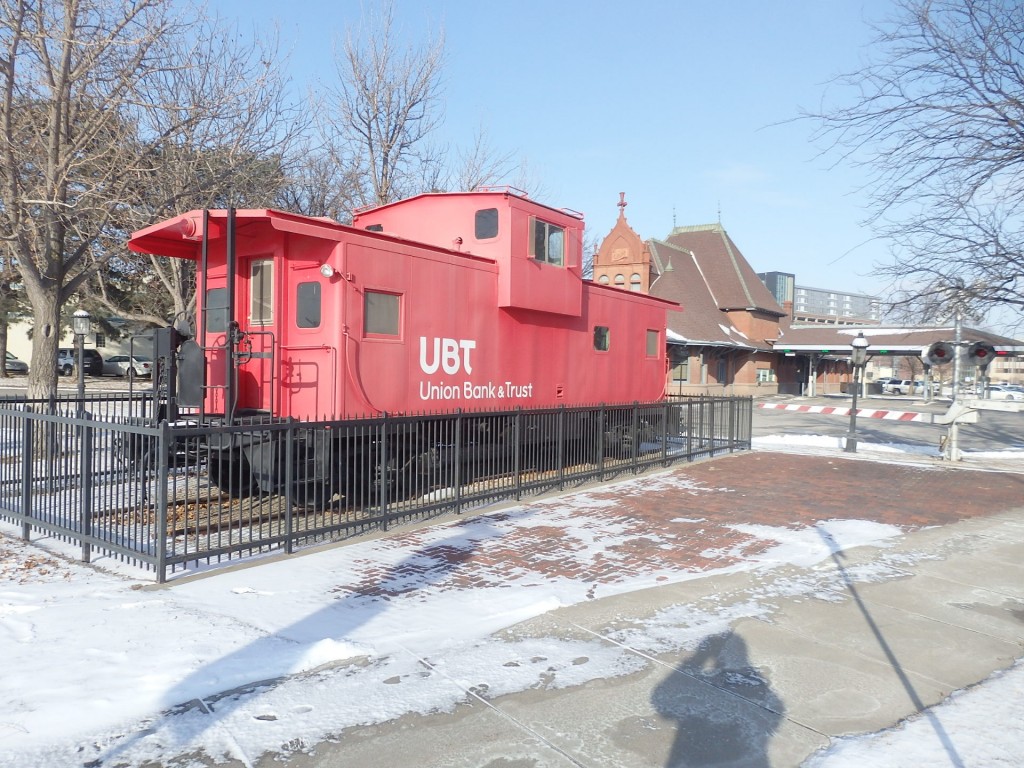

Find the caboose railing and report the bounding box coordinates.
[0,395,752,582]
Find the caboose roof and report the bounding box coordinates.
[128,208,339,258]
[353,187,584,224]
[127,207,495,266]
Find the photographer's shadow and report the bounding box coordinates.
[653,631,783,768]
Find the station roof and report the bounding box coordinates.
[649,229,784,352]
[772,325,1023,356]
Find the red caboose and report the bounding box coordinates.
[129,188,676,421]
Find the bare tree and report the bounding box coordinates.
[92,16,301,329]
[450,124,518,192]
[0,0,301,398]
[320,0,446,207]
[811,0,1024,328]
[275,135,363,222]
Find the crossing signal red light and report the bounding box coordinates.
[922,341,955,366]
[967,342,997,368]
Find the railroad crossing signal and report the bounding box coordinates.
[967,341,997,368]
[922,341,955,366]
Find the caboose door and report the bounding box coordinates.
[235,255,276,414]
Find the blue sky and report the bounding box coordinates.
[219,0,895,298]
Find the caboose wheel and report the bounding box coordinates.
[207,450,257,498]
[113,433,151,472]
[293,478,336,509]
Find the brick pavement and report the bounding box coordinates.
[334,452,1024,603]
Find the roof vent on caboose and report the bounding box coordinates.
[128,188,678,422]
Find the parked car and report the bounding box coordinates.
[984,384,1024,401]
[56,348,104,376]
[4,352,28,374]
[877,377,901,391]
[883,379,917,395]
[102,354,153,379]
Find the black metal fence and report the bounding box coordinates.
[0,394,751,581]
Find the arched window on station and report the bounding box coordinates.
[614,274,625,287]
[598,274,610,284]
[630,273,642,292]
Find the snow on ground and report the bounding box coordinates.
[0,436,1022,767]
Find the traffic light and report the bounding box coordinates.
[922,341,955,366]
[967,341,997,368]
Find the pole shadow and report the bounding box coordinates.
[90,518,503,767]
[815,525,965,767]
[652,630,783,767]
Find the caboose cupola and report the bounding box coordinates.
[353,188,585,316]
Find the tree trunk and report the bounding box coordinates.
[0,321,7,379]
[26,291,62,401]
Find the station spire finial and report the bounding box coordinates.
[617,192,627,217]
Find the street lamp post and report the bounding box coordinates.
[845,332,870,453]
[72,309,91,402]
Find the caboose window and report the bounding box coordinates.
[296,282,321,328]
[529,218,564,266]
[646,329,659,356]
[475,208,499,239]
[206,288,229,332]
[593,326,610,351]
[250,259,273,326]
[365,290,400,336]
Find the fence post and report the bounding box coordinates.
[745,397,753,448]
[661,400,669,463]
[155,419,170,583]
[686,398,694,459]
[80,414,94,563]
[45,394,57,495]
[514,408,523,500]
[597,405,606,481]
[454,409,463,515]
[728,396,737,453]
[557,405,566,491]
[379,414,389,532]
[21,418,32,541]
[284,420,295,555]
[631,402,640,474]
[709,397,717,455]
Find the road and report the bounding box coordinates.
[754,393,1024,454]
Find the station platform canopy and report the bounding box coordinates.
[771,325,1023,359]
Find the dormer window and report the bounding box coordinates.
[529,217,564,266]
[475,208,499,239]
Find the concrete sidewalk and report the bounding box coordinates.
[223,452,1024,768]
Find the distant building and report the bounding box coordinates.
[757,271,881,325]
[989,353,1024,386]
[757,271,795,306]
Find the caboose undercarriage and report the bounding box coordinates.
[141,318,671,513]
[199,406,662,510]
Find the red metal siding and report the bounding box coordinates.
[129,197,674,422]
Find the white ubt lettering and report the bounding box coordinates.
[419,336,476,375]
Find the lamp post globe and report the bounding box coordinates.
[72,309,91,401]
[72,308,91,337]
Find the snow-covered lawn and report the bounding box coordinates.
[1,434,1021,767]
